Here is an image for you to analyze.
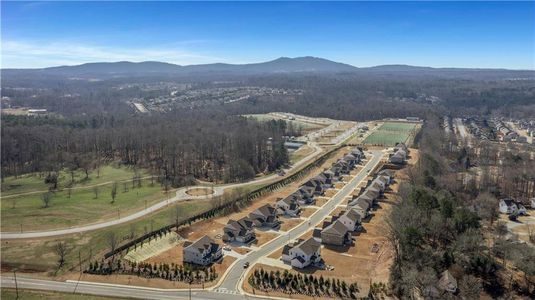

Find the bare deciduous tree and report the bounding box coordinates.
[54,241,68,269]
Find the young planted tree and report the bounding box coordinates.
[41,192,52,208]
[111,182,118,204]
[93,186,99,199]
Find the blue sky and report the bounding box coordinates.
[2,1,534,69]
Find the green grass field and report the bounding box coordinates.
[363,122,418,146]
[244,114,325,131]
[2,165,149,196]
[1,289,128,300]
[1,199,214,274]
[1,178,167,232]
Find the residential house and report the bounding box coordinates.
[304,175,327,195]
[347,197,371,217]
[363,189,380,204]
[249,204,279,228]
[389,152,405,165]
[321,220,351,246]
[333,161,351,174]
[351,148,364,160]
[377,169,395,184]
[294,189,315,205]
[499,198,518,214]
[329,165,342,178]
[322,170,336,186]
[222,217,255,243]
[298,186,315,201]
[438,270,458,293]
[276,196,301,217]
[342,154,358,168]
[370,181,385,194]
[183,235,223,266]
[282,238,322,269]
[337,208,362,231]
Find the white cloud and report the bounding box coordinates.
[1,40,223,68]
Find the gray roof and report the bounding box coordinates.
[225,217,253,236]
[322,220,348,236]
[295,237,321,256]
[342,209,361,223]
[378,169,394,177]
[184,235,220,254]
[251,204,276,218]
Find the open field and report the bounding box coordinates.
[1,178,165,232]
[1,289,127,300]
[1,165,149,196]
[1,200,213,275]
[244,114,326,133]
[0,147,353,281]
[363,122,418,146]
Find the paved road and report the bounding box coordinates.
[454,118,472,147]
[0,276,255,300]
[0,141,324,240]
[0,150,383,300]
[217,150,384,293]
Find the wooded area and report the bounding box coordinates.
[1,112,292,186]
[386,115,535,299]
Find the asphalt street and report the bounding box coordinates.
[0,150,384,300]
[217,150,384,293]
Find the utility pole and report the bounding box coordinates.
[78,251,82,274]
[13,270,18,299]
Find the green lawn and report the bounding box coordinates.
[1,288,130,299]
[1,200,214,274]
[1,179,165,232]
[363,122,418,146]
[2,165,149,196]
[244,114,325,131]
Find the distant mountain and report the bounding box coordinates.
[44,61,181,74]
[3,57,534,79]
[3,56,358,76]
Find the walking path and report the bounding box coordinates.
[0,142,323,239]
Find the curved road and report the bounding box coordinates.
[0,150,384,300]
[217,150,384,293]
[1,141,324,239]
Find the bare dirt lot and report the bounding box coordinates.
[300,207,318,218]
[71,254,236,289]
[279,217,303,232]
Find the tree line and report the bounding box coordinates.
[1,112,292,186]
[249,267,359,299]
